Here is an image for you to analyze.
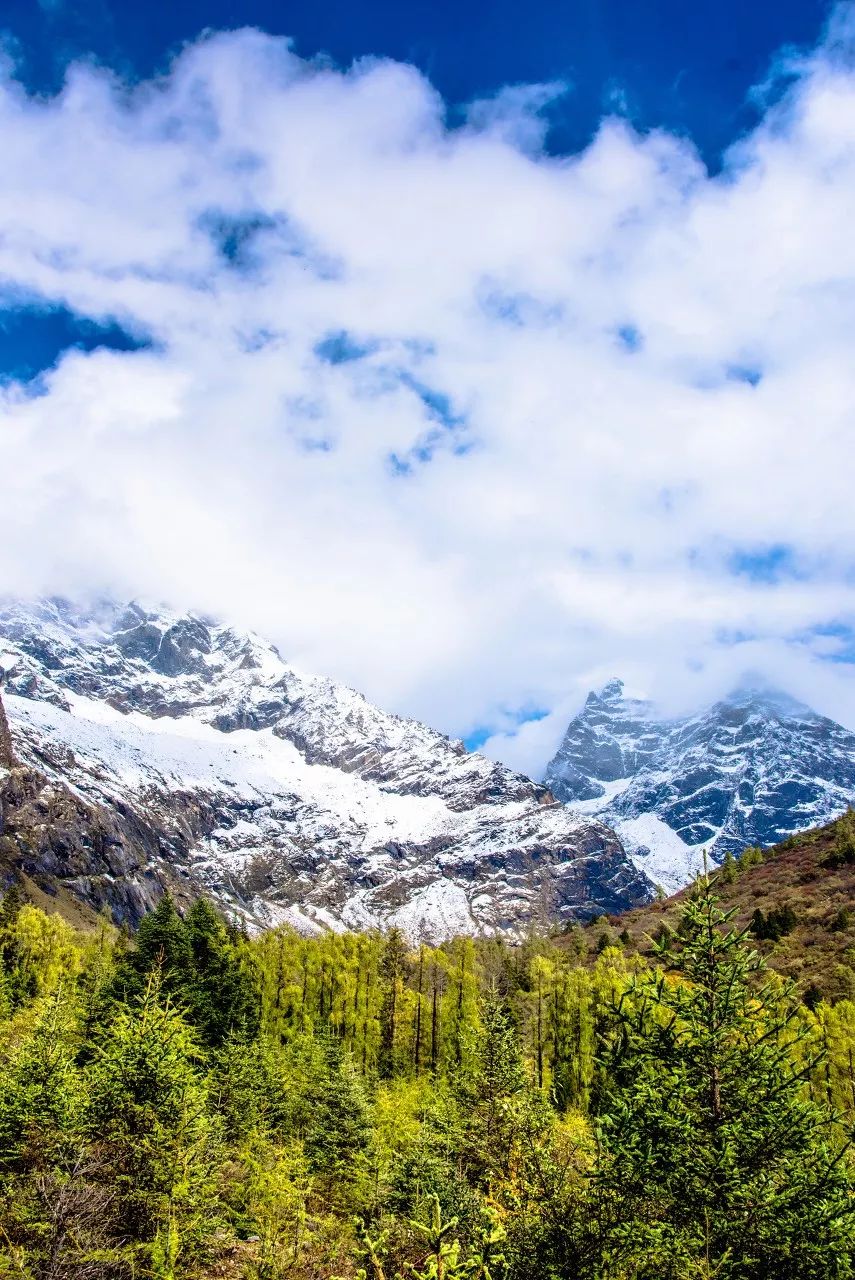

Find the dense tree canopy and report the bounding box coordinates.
[1,881,854,1279]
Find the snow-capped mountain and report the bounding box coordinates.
[545,678,855,894]
[0,600,651,937]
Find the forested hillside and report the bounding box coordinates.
[590,809,855,1002]
[2,877,854,1279]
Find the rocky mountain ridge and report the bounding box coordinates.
[545,678,855,893]
[0,599,651,937]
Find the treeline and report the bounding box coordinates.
[1,883,855,1279]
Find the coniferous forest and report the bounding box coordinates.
[1,878,855,1280]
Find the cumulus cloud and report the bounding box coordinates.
[1,11,855,772]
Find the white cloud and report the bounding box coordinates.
[1,13,855,773]
[464,80,570,153]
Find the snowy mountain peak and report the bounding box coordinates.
[713,680,814,721]
[545,679,855,896]
[0,598,651,937]
[593,677,628,704]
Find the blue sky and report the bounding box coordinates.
[0,0,854,774]
[3,0,831,163]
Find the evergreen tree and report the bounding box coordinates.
[0,987,85,1170]
[443,938,480,1075]
[719,848,737,884]
[185,897,260,1045]
[0,900,82,1009]
[751,901,798,942]
[1,885,36,1007]
[86,972,220,1270]
[550,966,595,1112]
[460,1001,528,1189]
[301,1035,370,1184]
[828,810,855,868]
[111,892,193,1005]
[594,879,855,1279]
[3,887,855,1280]
[0,881,24,934]
[211,1034,289,1142]
[738,845,764,871]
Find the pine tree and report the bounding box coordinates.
[550,966,595,1112]
[0,882,24,932]
[460,1001,528,1189]
[443,939,480,1075]
[593,878,855,1278]
[0,986,85,1170]
[86,972,220,1269]
[0,900,82,1008]
[301,1035,370,1184]
[719,848,737,884]
[210,1034,289,1142]
[185,897,259,1045]
[111,892,193,1006]
[0,884,27,1007]
[828,810,855,868]
[738,845,764,871]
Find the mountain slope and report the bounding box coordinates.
[582,812,855,1004]
[545,678,855,894]
[0,599,651,936]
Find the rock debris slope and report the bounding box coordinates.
[546,678,855,894]
[0,600,651,937]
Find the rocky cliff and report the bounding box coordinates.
[546,678,855,893]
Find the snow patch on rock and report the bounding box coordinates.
[546,677,855,894]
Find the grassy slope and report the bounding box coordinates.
[570,813,855,1002]
[10,872,109,931]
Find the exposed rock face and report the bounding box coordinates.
[0,683,15,769]
[0,755,196,925]
[545,678,855,894]
[0,600,652,937]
